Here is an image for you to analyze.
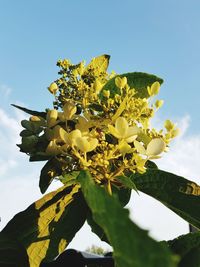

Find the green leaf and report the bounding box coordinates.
[59,171,80,186]
[18,135,38,153]
[112,186,132,207]
[132,169,200,229]
[2,184,87,267]
[178,247,200,267]
[89,103,104,112]
[167,232,200,267]
[0,232,29,267]
[78,171,176,267]
[145,160,158,169]
[39,158,63,194]
[86,210,109,243]
[20,129,33,137]
[115,175,138,192]
[168,232,200,258]
[87,186,131,244]
[29,152,51,162]
[102,72,163,98]
[21,120,43,134]
[12,104,46,118]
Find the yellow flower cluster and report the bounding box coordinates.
[19,55,179,193]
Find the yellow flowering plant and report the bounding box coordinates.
[1,55,200,267]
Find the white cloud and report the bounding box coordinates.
[0,108,199,251]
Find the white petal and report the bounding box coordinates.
[146,138,166,156]
[75,136,89,152]
[108,125,121,139]
[127,126,140,136]
[88,138,98,152]
[126,135,137,143]
[134,140,146,155]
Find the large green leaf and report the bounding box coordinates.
[86,210,109,243]
[167,232,200,267]
[87,186,131,244]
[0,232,29,267]
[12,104,46,118]
[78,171,176,267]
[2,184,88,267]
[102,72,163,98]
[168,232,200,257]
[132,169,200,229]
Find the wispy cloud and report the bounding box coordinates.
[0,84,11,98]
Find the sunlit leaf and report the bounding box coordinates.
[78,171,176,267]
[2,184,87,267]
[84,54,110,74]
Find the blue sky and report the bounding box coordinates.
[1,0,200,133]
[0,0,200,250]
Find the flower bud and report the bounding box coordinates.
[147,81,160,96]
[63,101,77,120]
[46,109,58,128]
[155,100,164,109]
[115,76,127,89]
[48,82,58,95]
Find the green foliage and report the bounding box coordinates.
[132,169,200,229]
[0,232,29,267]
[39,158,63,193]
[11,104,46,118]
[78,171,176,267]
[115,175,138,192]
[2,184,88,267]
[101,72,163,98]
[167,232,200,267]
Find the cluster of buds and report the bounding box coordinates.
[18,55,179,193]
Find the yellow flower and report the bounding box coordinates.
[115,76,127,89]
[164,119,175,131]
[46,140,61,155]
[155,100,164,109]
[93,80,103,94]
[118,140,133,156]
[75,136,98,153]
[76,116,91,135]
[46,109,58,128]
[103,90,110,98]
[147,81,160,96]
[45,125,64,141]
[59,128,98,153]
[108,117,139,143]
[134,138,166,158]
[63,101,77,120]
[48,82,58,94]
